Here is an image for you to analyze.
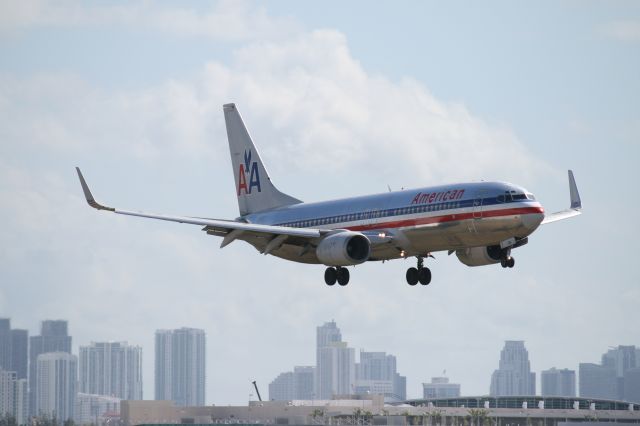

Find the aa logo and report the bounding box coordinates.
[237,150,261,196]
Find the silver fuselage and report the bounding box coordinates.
[243,181,544,264]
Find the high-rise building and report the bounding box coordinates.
[0,369,16,419]
[0,369,28,425]
[29,320,72,415]
[0,320,10,373]
[269,366,315,401]
[14,379,28,426]
[269,371,295,401]
[0,319,29,381]
[355,351,406,402]
[541,368,576,397]
[423,377,461,399]
[579,363,617,400]
[79,342,143,400]
[624,368,640,404]
[36,352,77,422]
[490,341,536,396]
[10,330,28,380]
[316,322,354,399]
[154,328,205,406]
[602,345,638,400]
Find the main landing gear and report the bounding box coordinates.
[324,267,350,286]
[406,256,432,286]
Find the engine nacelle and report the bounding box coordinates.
[316,232,371,266]
[456,245,503,267]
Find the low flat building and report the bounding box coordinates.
[122,395,640,426]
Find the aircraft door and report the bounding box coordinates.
[467,190,486,233]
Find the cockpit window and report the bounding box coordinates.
[512,193,527,201]
[526,193,536,200]
[497,194,505,203]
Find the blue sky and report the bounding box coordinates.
[1,1,639,404]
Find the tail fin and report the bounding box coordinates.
[223,103,302,216]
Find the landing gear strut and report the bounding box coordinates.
[406,256,432,286]
[324,267,350,286]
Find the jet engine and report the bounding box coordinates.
[455,245,503,267]
[316,232,371,266]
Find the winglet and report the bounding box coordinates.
[568,170,581,209]
[75,167,115,211]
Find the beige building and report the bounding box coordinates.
[121,395,640,426]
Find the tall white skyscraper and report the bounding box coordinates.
[29,320,72,415]
[490,341,536,396]
[0,370,28,425]
[36,352,77,422]
[79,342,143,400]
[155,328,205,406]
[315,322,354,399]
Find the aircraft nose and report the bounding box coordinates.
[522,212,544,231]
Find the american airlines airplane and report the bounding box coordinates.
[76,103,582,287]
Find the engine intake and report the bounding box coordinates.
[316,232,371,266]
[456,245,503,267]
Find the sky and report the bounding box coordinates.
[1,1,639,404]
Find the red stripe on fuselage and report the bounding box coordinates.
[345,206,544,232]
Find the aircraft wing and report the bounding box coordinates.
[76,168,324,251]
[541,170,582,225]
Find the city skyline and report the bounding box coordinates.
[3,316,640,404]
[1,1,638,405]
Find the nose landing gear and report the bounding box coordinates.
[406,256,432,286]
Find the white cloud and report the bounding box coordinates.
[600,20,640,43]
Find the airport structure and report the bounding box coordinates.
[155,328,206,407]
[79,341,143,400]
[120,395,640,426]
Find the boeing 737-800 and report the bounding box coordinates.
[76,103,582,286]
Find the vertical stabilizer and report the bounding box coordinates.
[223,103,302,216]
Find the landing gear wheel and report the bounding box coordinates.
[337,267,350,286]
[501,259,508,268]
[406,267,419,286]
[324,267,337,286]
[418,267,432,285]
[507,257,515,268]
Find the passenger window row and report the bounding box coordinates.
[279,201,464,228]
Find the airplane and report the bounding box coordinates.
[76,103,582,287]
